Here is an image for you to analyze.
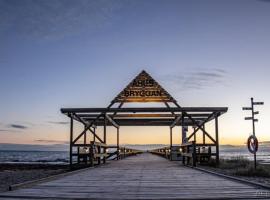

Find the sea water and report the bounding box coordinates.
[0,145,269,164]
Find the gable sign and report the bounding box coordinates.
[112,70,176,103]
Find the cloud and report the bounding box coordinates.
[47,121,69,125]
[162,68,228,91]
[0,128,19,133]
[9,124,28,129]
[35,139,69,144]
[0,0,124,40]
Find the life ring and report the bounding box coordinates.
[247,135,258,154]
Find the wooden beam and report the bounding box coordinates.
[186,112,216,143]
[84,125,86,145]
[105,114,119,128]
[83,118,210,126]
[69,114,73,167]
[78,113,210,118]
[170,127,172,149]
[215,115,220,165]
[172,101,217,144]
[103,115,107,164]
[72,113,104,143]
[170,116,181,128]
[90,141,107,148]
[61,107,228,114]
[193,126,196,142]
[117,127,119,160]
[93,127,96,142]
[203,124,205,144]
[71,101,115,144]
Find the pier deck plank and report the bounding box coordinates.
[0,153,269,199]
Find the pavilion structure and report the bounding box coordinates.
[61,70,227,166]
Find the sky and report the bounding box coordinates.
[0,0,270,148]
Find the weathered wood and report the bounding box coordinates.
[69,115,73,167]
[61,107,228,114]
[170,116,181,128]
[90,141,107,148]
[105,114,119,128]
[94,153,108,158]
[1,153,269,199]
[215,115,220,165]
[82,118,211,126]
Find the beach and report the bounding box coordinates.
[0,164,69,192]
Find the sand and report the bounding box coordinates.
[0,164,69,192]
[200,165,270,186]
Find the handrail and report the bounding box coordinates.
[180,141,196,167]
[74,143,142,166]
[149,147,171,159]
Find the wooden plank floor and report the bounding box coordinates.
[0,153,269,199]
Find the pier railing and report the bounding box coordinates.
[150,142,216,166]
[118,147,143,159]
[150,147,171,159]
[74,142,142,167]
[181,142,215,167]
[181,141,197,167]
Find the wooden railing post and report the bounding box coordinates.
[182,146,185,165]
[192,141,196,167]
[69,115,73,167]
[90,144,94,167]
[103,114,107,164]
[215,116,219,165]
[117,128,119,160]
[98,146,101,165]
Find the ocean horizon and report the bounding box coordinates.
[0,144,269,164]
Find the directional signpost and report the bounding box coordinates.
[242,97,264,169]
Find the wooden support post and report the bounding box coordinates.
[77,146,80,164]
[117,127,119,160]
[98,146,101,165]
[192,141,196,167]
[84,125,87,145]
[202,124,206,144]
[69,115,73,167]
[103,114,107,164]
[181,114,186,143]
[215,116,219,165]
[90,144,94,167]
[170,127,172,146]
[170,127,172,161]
[93,127,96,142]
[193,126,196,142]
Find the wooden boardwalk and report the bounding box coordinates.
[0,153,269,199]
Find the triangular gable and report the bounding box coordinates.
[112,70,176,103]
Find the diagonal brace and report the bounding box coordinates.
[72,113,104,144]
[170,115,182,128]
[105,114,119,128]
[186,112,216,143]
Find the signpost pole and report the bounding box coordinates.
[243,97,264,169]
[251,98,256,169]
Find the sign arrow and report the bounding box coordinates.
[245,117,253,120]
[243,107,252,110]
[253,102,264,105]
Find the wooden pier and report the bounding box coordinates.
[0,153,269,199]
